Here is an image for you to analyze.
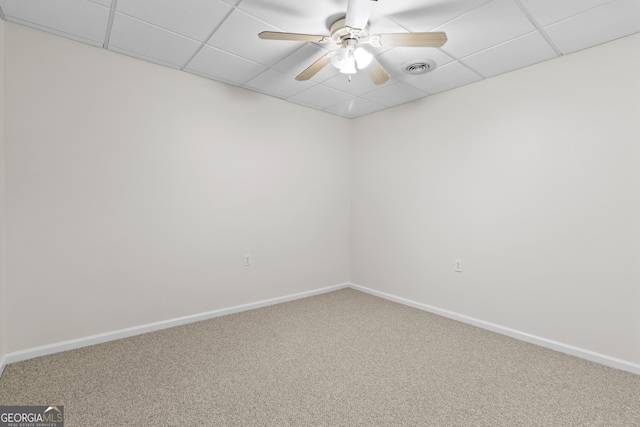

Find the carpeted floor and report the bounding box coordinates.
[1,288,639,426]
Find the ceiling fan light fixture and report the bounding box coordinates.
[258,0,445,85]
[331,48,348,69]
[354,47,373,69]
[340,55,357,74]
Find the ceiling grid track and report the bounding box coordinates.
[511,0,562,56]
[180,5,238,71]
[102,0,118,49]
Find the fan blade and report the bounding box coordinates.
[367,57,390,85]
[296,53,333,81]
[379,32,447,48]
[258,31,329,43]
[345,0,375,31]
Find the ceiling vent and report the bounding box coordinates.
[402,59,436,75]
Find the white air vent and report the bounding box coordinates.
[402,59,436,75]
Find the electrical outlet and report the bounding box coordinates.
[244,253,251,267]
[454,259,463,272]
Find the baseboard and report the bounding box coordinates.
[4,282,638,377]
[4,283,349,366]
[349,283,640,376]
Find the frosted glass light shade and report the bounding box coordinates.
[354,47,373,69]
[331,48,348,69]
[340,55,357,74]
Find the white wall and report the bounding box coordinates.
[3,18,639,369]
[3,23,351,353]
[351,33,640,365]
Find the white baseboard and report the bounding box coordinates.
[349,283,640,376]
[3,282,638,377]
[3,283,349,367]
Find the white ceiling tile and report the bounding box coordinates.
[517,0,616,27]
[109,13,201,68]
[0,0,109,45]
[288,85,353,109]
[405,61,483,94]
[87,0,112,7]
[323,71,392,97]
[244,69,315,99]
[362,82,428,107]
[377,47,454,81]
[437,0,536,59]
[207,9,302,66]
[238,0,344,35]
[543,0,640,55]
[272,44,341,83]
[383,0,492,32]
[185,45,267,86]
[326,98,388,118]
[367,14,421,35]
[462,31,558,78]
[116,0,232,42]
[219,0,240,5]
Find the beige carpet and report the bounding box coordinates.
[1,288,639,426]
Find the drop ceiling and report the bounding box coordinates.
[1,0,639,118]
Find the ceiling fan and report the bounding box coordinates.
[258,0,447,85]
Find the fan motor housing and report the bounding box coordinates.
[330,17,369,42]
